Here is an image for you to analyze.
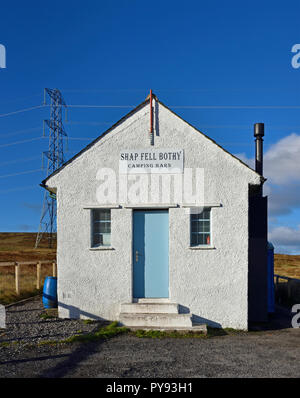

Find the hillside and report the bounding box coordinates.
[274,253,300,279]
[0,233,299,279]
[0,232,56,262]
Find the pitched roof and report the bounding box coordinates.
[42,94,265,187]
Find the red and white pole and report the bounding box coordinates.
[149,89,153,144]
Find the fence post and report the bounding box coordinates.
[15,262,20,295]
[36,261,41,289]
[52,262,57,277]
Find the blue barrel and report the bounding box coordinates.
[42,276,58,308]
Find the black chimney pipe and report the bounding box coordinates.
[254,123,264,176]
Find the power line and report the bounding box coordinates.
[0,126,40,138]
[0,122,299,143]
[65,136,256,145]
[0,105,45,118]
[65,121,300,129]
[0,93,42,105]
[66,136,96,141]
[61,87,300,93]
[0,155,41,167]
[0,137,45,148]
[67,104,135,108]
[0,168,43,179]
[66,104,300,110]
[0,185,38,194]
[65,121,113,126]
[2,103,300,120]
[62,89,147,93]
[171,105,300,109]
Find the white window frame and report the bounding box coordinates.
[90,208,111,248]
[190,207,212,248]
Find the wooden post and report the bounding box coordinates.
[36,261,41,289]
[52,262,56,277]
[15,263,20,295]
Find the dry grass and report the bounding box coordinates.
[0,233,56,304]
[0,263,54,305]
[274,254,300,279]
[0,232,56,262]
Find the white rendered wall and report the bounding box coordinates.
[47,100,261,329]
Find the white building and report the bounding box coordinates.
[42,93,268,330]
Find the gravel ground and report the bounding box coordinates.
[0,296,300,378]
[0,296,108,345]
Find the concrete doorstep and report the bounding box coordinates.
[119,301,207,333]
[126,323,208,334]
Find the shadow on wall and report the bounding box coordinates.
[58,301,224,328]
[178,304,222,328]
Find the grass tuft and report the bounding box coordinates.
[82,319,97,325]
[62,321,129,344]
[39,311,56,320]
[132,329,207,339]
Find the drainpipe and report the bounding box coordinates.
[254,123,264,196]
[254,123,264,176]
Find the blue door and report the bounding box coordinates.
[133,210,169,298]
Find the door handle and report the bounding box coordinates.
[135,250,139,262]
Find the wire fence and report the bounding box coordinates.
[0,260,57,305]
[274,274,300,306]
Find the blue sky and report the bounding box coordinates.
[0,0,300,253]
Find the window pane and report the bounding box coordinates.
[99,210,110,221]
[102,233,111,246]
[203,221,210,232]
[91,209,111,247]
[199,222,204,233]
[190,208,211,246]
[191,233,199,246]
[191,221,199,233]
[203,209,211,219]
[198,234,205,245]
[93,209,111,222]
[93,222,101,234]
[93,209,101,222]
[92,233,101,247]
[99,222,111,233]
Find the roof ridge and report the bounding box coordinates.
[42,95,266,187]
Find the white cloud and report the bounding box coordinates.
[234,152,254,168]
[264,133,300,185]
[235,133,300,217]
[236,133,300,185]
[265,183,300,216]
[269,225,300,254]
[235,133,300,254]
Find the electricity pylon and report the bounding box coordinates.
[35,88,67,248]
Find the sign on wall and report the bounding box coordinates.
[119,149,184,174]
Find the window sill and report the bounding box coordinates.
[188,246,216,250]
[89,247,115,251]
